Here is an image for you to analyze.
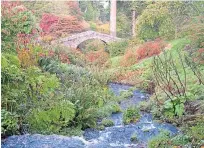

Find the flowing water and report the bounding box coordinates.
[2,83,178,148]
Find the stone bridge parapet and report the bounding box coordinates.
[59,31,121,49]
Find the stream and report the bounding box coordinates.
[2,83,178,148]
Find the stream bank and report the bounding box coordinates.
[2,83,179,148]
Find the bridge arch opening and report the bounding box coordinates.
[76,39,108,53]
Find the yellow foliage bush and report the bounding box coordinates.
[40,35,54,43]
[96,23,110,34]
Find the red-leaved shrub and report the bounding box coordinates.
[116,71,139,81]
[39,13,59,33]
[39,13,87,38]
[1,1,22,16]
[85,49,109,65]
[58,51,71,64]
[49,15,85,37]
[136,39,166,60]
[120,39,166,67]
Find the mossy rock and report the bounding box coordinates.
[123,106,140,124]
[131,132,138,142]
[138,101,151,112]
[101,119,114,127]
[111,103,122,113]
[120,90,133,99]
[96,125,105,130]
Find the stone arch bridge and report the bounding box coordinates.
[59,31,121,49]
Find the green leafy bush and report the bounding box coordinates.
[1,54,24,113]
[123,106,140,124]
[24,66,60,100]
[1,110,19,137]
[171,134,190,146]
[83,2,98,21]
[1,3,62,137]
[39,58,94,86]
[107,41,129,57]
[149,132,190,148]
[148,130,171,148]
[136,2,174,40]
[27,101,75,134]
[67,83,116,129]
[2,54,60,136]
[188,121,204,142]
[1,3,36,52]
[117,12,131,38]
[163,96,185,118]
[39,56,118,131]
[89,22,97,31]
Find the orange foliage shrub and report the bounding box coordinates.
[85,49,109,65]
[136,39,166,60]
[113,69,144,85]
[16,33,71,66]
[120,50,137,67]
[120,39,166,67]
[40,35,54,43]
[16,33,39,68]
[17,47,38,68]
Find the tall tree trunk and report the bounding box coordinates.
[110,0,117,37]
[132,10,136,37]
